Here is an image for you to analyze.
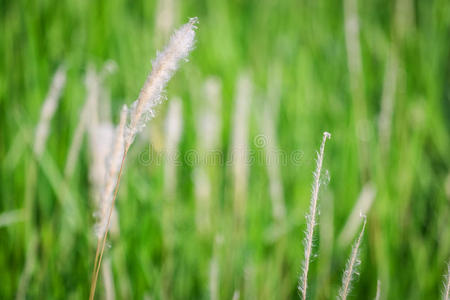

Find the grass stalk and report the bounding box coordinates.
[89,149,127,300]
[299,131,331,299]
[375,280,381,300]
[88,17,197,299]
[339,214,367,300]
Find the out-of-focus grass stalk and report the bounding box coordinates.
[161,98,183,291]
[0,210,25,228]
[193,168,212,232]
[65,66,100,178]
[375,280,381,300]
[338,183,375,247]
[102,258,116,300]
[378,51,398,156]
[230,73,252,226]
[65,62,116,178]
[163,98,183,199]
[232,290,240,300]
[194,77,222,233]
[18,65,66,300]
[261,101,286,222]
[33,66,67,157]
[209,235,223,300]
[299,132,331,300]
[343,0,369,179]
[154,0,177,44]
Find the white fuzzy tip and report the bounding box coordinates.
[124,17,198,149]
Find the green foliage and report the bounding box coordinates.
[1,0,449,299]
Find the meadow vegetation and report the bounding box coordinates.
[0,0,449,299]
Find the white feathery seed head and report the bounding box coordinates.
[299,131,331,300]
[95,105,128,239]
[125,17,198,150]
[339,213,367,300]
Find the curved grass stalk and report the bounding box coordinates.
[89,17,197,299]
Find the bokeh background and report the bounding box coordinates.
[1,0,450,299]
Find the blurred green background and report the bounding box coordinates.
[1,0,449,299]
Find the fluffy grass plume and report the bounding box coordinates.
[89,18,198,299]
[339,214,367,300]
[299,131,331,299]
[124,17,198,151]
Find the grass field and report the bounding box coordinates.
[1,0,449,299]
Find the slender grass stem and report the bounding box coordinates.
[89,149,128,300]
[299,132,331,300]
[339,214,367,300]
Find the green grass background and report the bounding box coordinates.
[1,0,449,299]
